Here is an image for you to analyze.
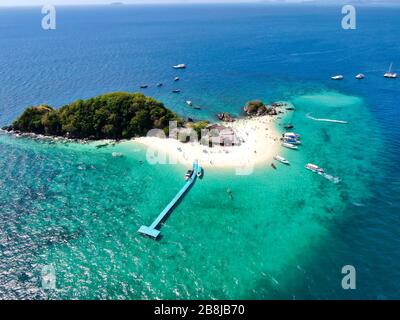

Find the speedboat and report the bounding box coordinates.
[331,75,344,80]
[194,106,201,110]
[186,100,193,106]
[172,89,181,93]
[355,73,365,80]
[184,169,194,180]
[384,63,397,79]
[305,163,324,174]
[173,64,186,69]
[174,77,180,81]
[274,155,290,165]
[282,142,298,150]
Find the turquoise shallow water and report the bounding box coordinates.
[0,90,384,299]
[0,5,399,299]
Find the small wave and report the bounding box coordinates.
[270,276,280,286]
[289,49,344,57]
[306,113,348,124]
[352,201,365,207]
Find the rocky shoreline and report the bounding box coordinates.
[215,100,288,123]
[0,126,112,145]
[243,100,288,117]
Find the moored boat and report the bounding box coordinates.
[156,83,163,87]
[305,163,324,173]
[284,132,300,138]
[184,169,194,180]
[140,85,148,89]
[174,77,180,81]
[282,142,298,150]
[172,89,181,93]
[274,155,290,165]
[355,73,365,80]
[284,138,301,145]
[283,132,301,145]
[186,100,193,106]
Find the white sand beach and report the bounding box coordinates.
[133,115,282,173]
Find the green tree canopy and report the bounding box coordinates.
[12,92,181,140]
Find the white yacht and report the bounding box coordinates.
[173,64,186,69]
[355,73,365,80]
[186,100,193,106]
[174,77,180,81]
[331,75,344,80]
[282,142,298,150]
[384,63,397,79]
[274,155,290,165]
[305,163,324,174]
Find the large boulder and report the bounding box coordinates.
[217,112,235,122]
[244,100,278,116]
[244,100,264,115]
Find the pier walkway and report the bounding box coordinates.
[138,161,200,239]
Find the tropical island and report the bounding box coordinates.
[3,92,290,169]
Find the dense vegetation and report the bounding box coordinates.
[10,92,182,139]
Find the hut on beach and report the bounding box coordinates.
[205,124,237,147]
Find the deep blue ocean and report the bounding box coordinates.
[0,4,399,299]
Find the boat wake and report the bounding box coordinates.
[320,172,341,184]
[306,113,348,124]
